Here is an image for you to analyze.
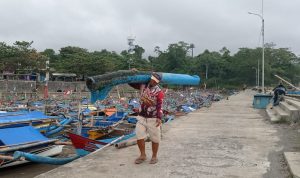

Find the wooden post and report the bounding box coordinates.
[116,86,121,99]
[77,102,82,135]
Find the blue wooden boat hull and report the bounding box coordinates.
[87,70,201,103]
[44,117,75,137]
[0,126,62,168]
[13,151,79,165]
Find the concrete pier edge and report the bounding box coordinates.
[36,90,294,178]
[284,152,300,178]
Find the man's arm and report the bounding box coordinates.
[156,91,164,120]
[128,83,142,90]
[128,84,146,97]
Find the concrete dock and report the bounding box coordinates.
[37,90,297,178]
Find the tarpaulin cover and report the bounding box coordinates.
[181,105,196,113]
[0,111,52,124]
[0,126,48,146]
[106,112,127,122]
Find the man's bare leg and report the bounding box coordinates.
[135,139,146,164]
[150,142,159,164]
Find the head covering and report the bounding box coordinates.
[150,72,162,83]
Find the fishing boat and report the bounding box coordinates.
[9,128,129,166]
[0,126,64,168]
[0,110,57,130]
[68,132,134,156]
[68,111,136,156]
[73,111,129,140]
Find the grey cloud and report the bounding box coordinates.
[0,0,299,56]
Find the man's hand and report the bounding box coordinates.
[156,118,162,127]
[131,68,138,72]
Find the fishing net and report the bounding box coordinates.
[86,70,152,91]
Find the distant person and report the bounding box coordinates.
[129,71,164,164]
[272,82,286,107]
[243,84,247,91]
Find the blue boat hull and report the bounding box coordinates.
[87,70,201,103]
[13,151,79,165]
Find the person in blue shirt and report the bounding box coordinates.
[272,82,286,107]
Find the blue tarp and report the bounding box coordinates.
[29,101,44,107]
[0,111,52,124]
[127,117,137,124]
[287,91,300,95]
[181,105,196,113]
[82,108,91,115]
[106,112,127,122]
[94,121,114,127]
[0,126,48,146]
[128,99,140,109]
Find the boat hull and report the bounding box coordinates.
[86,70,201,103]
[0,145,64,168]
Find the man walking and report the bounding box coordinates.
[129,72,164,164]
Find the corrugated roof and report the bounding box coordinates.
[52,73,76,77]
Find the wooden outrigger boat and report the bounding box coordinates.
[0,111,55,129]
[75,111,129,140]
[0,126,64,168]
[68,132,134,156]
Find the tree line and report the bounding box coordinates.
[1,40,299,89]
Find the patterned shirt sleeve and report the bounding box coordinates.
[156,91,164,120]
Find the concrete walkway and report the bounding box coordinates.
[37,90,282,178]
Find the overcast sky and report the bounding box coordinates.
[0,0,299,56]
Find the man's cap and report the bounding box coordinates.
[150,72,162,83]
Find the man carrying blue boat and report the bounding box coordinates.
[129,72,164,164]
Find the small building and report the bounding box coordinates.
[51,73,77,82]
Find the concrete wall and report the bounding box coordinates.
[47,81,87,92]
[0,81,137,101]
[0,80,87,92]
[0,80,88,101]
[0,80,36,92]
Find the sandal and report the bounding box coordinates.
[135,157,146,164]
[149,158,158,164]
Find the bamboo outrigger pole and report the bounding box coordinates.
[274,74,300,90]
